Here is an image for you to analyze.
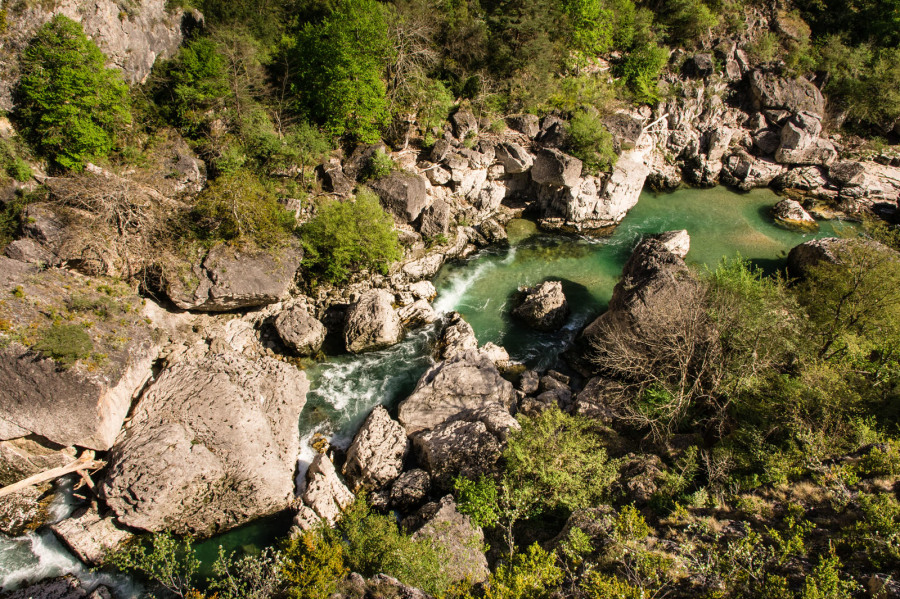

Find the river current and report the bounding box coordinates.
[0,186,856,593]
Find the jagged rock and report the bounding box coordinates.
[332,574,432,599]
[620,453,665,504]
[532,149,583,188]
[574,377,627,423]
[592,152,649,220]
[0,259,158,450]
[496,142,534,174]
[343,142,389,180]
[165,242,302,312]
[409,281,437,301]
[4,238,57,266]
[656,229,691,258]
[431,139,452,163]
[320,160,354,196]
[684,53,715,78]
[50,505,133,565]
[772,199,817,230]
[721,151,786,190]
[775,112,837,165]
[512,281,569,332]
[343,406,409,492]
[418,199,451,238]
[390,469,431,510]
[274,304,326,356]
[412,496,489,583]
[435,312,479,360]
[829,161,867,186]
[479,219,508,244]
[476,181,507,212]
[752,129,781,155]
[506,114,540,138]
[100,344,309,536]
[414,419,502,489]
[344,289,402,353]
[748,70,826,117]
[425,165,452,186]
[451,110,479,140]
[773,165,828,191]
[371,172,429,223]
[302,453,354,525]
[518,370,540,394]
[536,116,569,148]
[398,350,517,434]
[602,113,644,152]
[398,299,437,328]
[0,576,112,599]
[0,0,191,112]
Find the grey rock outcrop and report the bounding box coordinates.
[166,243,302,312]
[50,506,133,565]
[772,199,817,230]
[4,238,57,266]
[435,312,479,359]
[721,151,786,190]
[412,496,489,583]
[0,259,158,450]
[301,453,354,525]
[398,350,516,434]
[451,110,478,140]
[786,237,895,277]
[343,406,409,492]
[418,198,451,238]
[507,114,540,138]
[532,149,583,188]
[775,112,837,166]
[512,281,569,331]
[748,70,826,117]
[496,142,534,174]
[390,469,431,510]
[413,418,500,490]
[371,172,429,223]
[101,344,309,536]
[344,289,402,353]
[274,304,326,356]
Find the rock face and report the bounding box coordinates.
[0,0,192,111]
[370,172,429,223]
[50,506,133,565]
[343,289,402,353]
[412,496,490,584]
[496,142,534,174]
[166,243,302,312]
[0,439,75,536]
[390,469,431,510]
[274,304,326,356]
[343,406,409,492]
[0,259,158,450]
[101,344,309,536]
[435,312,479,359]
[532,149,583,188]
[775,112,837,166]
[748,70,826,117]
[301,453,354,525]
[512,281,569,331]
[772,199,817,230]
[398,350,517,434]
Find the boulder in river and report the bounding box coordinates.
[772,199,818,231]
[274,303,326,356]
[512,280,569,332]
[344,289,403,353]
[101,343,309,536]
[50,505,133,566]
[343,406,409,492]
[398,349,517,434]
[301,453,354,526]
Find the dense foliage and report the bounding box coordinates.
[14,15,131,170]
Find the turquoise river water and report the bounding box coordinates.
[0,186,857,593]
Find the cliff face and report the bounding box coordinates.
[0,0,197,111]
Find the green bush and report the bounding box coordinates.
[163,36,231,136]
[186,169,296,248]
[615,42,669,104]
[105,532,200,598]
[362,148,395,181]
[848,492,900,568]
[280,529,347,599]
[32,323,93,366]
[483,543,562,599]
[566,110,617,174]
[14,15,131,171]
[300,189,401,284]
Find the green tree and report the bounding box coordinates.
[292,0,394,142]
[14,15,131,170]
[300,190,402,283]
[164,36,232,136]
[105,532,200,598]
[566,110,618,174]
[614,42,669,104]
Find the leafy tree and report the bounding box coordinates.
[163,37,232,136]
[300,190,402,284]
[566,110,618,174]
[614,42,669,104]
[292,0,395,142]
[105,532,200,599]
[482,543,562,599]
[14,15,131,170]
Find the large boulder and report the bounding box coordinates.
[0,259,158,450]
[274,304,326,356]
[531,149,583,188]
[496,142,534,174]
[418,198,451,238]
[506,114,540,138]
[775,112,837,166]
[0,576,112,599]
[50,505,133,565]
[451,109,478,140]
[343,289,402,353]
[412,496,490,583]
[512,281,569,332]
[772,199,817,230]
[166,243,302,312]
[343,406,409,492]
[100,344,309,536]
[721,151,786,190]
[370,172,429,223]
[390,469,431,510]
[748,70,826,117]
[398,350,516,434]
[786,237,895,277]
[301,453,354,525]
[435,312,479,360]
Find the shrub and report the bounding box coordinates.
[847,493,900,568]
[362,148,395,181]
[300,190,401,284]
[615,42,669,104]
[14,15,131,170]
[280,529,347,599]
[454,474,501,528]
[105,532,200,599]
[186,169,296,248]
[483,543,562,599]
[32,323,93,366]
[163,36,231,136]
[801,551,859,599]
[504,406,619,514]
[566,110,617,174]
[208,546,285,599]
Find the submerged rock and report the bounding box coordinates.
[512,281,569,332]
[101,344,309,536]
[344,289,403,353]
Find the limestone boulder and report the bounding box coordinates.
[418,199,451,238]
[451,109,478,140]
[166,242,302,312]
[532,149,583,188]
[512,281,569,332]
[772,199,817,230]
[748,70,826,117]
[100,344,309,536]
[496,142,534,174]
[343,406,409,492]
[412,496,489,583]
[721,151,786,190]
[435,312,479,360]
[344,289,402,353]
[390,469,431,510]
[4,238,57,266]
[775,113,837,166]
[50,506,133,565]
[370,172,429,223]
[398,350,516,434]
[0,576,113,599]
[275,304,326,356]
[302,453,354,525]
[506,114,540,138]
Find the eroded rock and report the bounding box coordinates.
[343,406,409,492]
[344,289,402,353]
[512,281,569,332]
